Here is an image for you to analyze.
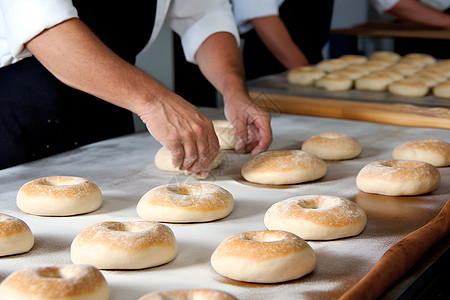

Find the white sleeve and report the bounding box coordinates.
[0,0,78,66]
[232,0,281,33]
[369,0,400,13]
[166,0,240,63]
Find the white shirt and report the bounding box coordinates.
[0,0,240,67]
[370,0,450,14]
[232,0,284,34]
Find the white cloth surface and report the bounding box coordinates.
[0,108,449,299]
[0,0,239,66]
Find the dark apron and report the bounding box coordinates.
[0,1,157,169]
[241,0,335,80]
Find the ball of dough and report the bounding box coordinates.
[241,150,327,185]
[0,213,34,257]
[301,132,361,160]
[339,54,368,65]
[315,74,353,91]
[16,176,103,216]
[211,230,315,283]
[138,289,237,300]
[0,264,109,300]
[287,66,325,86]
[388,80,429,97]
[401,53,436,66]
[355,74,393,91]
[388,63,421,76]
[393,138,450,167]
[71,221,177,269]
[433,80,450,98]
[356,160,441,196]
[316,58,349,72]
[264,195,367,240]
[137,183,234,223]
[369,51,401,63]
[213,120,236,150]
[154,147,222,173]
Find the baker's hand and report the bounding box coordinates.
[224,96,272,155]
[138,91,219,178]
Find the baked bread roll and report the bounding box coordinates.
[355,74,393,91]
[388,80,429,97]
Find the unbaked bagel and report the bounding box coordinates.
[301,132,361,160]
[241,150,327,185]
[0,213,34,257]
[0,264,109,300]
[264,195,367,240]
[356,160,441,196]
[211,230,315,283]
[137,183,234,223]
[287,66,325,86]
[71,221,177,269]
[393,138,450,167]
[16,176,103,216]
[139,289,237,300]
[315,74,353,91]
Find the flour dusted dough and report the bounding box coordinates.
[16,176,103,216]
[137,183,234,223]
[0,264,109,300]
[139,289,237,300]
[71,221,177,269]
[213,120,236,149]
[0,213,34,257]
[264,195,367,240]
[356,160,441,196]
[301,132,361,160]
[241,150,327,185]
[211,230,315,283]
[393,138,450,167]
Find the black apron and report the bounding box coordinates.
[241,0,335,80]
[0,1,157,169]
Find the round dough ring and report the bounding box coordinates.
[301,132,361,160]
[264,195,367,240]
[393,138,450,167]
[0,264,109,300]
[138,289,237,300]
[71,221,177,270]
[0,213,34,257]
[241,150,327,185]
[211,230,315,283]
[137,183,234,223]
[356,160,441,196]
[16,176,103,216]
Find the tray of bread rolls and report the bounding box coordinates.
[248,51,450,109]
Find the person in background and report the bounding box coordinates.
[0,0,272,176]
[370,0,450,57]
[233,0,335,80]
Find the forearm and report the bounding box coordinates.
[195,32,248,104]
[388,0,450,29]
[250,15,309,69]
[26,18,169,116]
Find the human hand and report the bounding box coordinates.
[224,96,272,155]
[138,91,220,178]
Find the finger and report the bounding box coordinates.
[178,130,198,171]
[250,118,273,156]
[165,141,184,170]
[187,121,219,174]
[231,118,248,153]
